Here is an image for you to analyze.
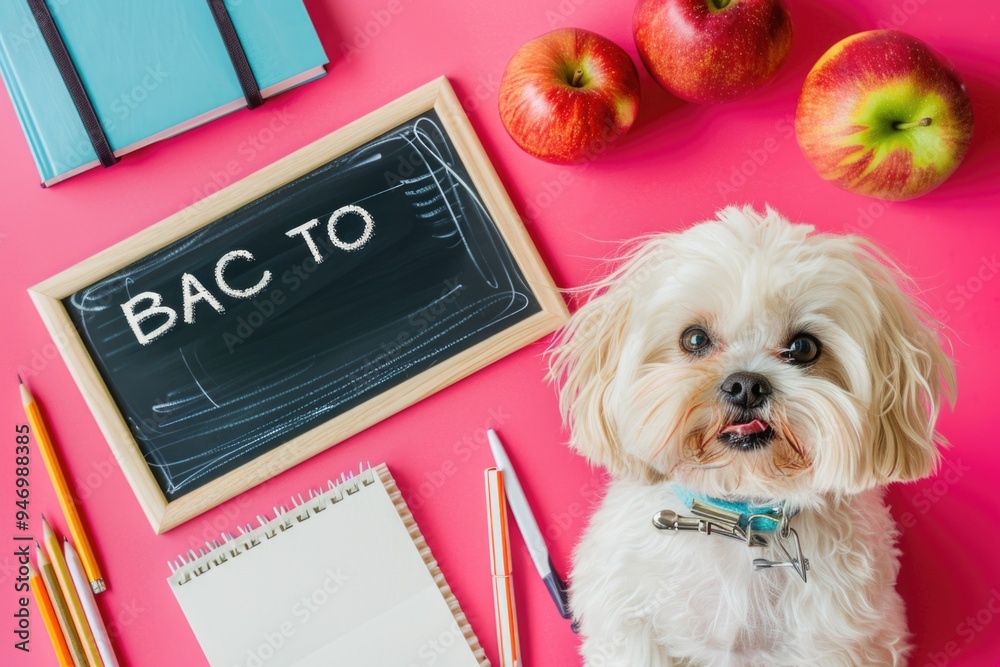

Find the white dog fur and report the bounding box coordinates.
[549,206,954,667]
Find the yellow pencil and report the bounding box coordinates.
[27,560,75,667]
[19,377,105,594]
[37,542,87,667]
[43,518,104,667]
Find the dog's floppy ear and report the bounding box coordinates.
[549,237,672,478]
[851,239,955,486]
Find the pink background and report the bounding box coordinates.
[2,1,998,665]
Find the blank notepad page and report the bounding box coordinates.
[168,465,486,667]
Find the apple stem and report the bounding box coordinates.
[571,69,584,87]
[711,0,732,9]
[894,117,932,130]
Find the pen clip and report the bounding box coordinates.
[543,558,573,620]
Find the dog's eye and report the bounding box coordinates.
[783,334,821,364]
[681,326,712,354]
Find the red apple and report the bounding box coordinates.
[498,28,640,163]
[633,0,792,104]
[796,30,974,201]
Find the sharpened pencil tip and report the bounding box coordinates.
[17,374,23,384]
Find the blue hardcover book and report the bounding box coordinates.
[0,1,328,186]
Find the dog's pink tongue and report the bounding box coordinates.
[722,419,769,436]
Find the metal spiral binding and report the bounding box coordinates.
[168,463,374,584]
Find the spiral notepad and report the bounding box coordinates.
[168,464,488,667]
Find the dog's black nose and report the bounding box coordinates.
[720,372,772,409]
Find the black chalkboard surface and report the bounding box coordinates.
[33,79,566,531]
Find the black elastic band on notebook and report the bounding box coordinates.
[206,0,264,109]
[27,0,119,168]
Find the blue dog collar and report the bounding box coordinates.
[672,485,796,532]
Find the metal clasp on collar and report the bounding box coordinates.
[652,504,810,583]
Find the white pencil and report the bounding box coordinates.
[64,539,119,667]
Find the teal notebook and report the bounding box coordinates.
[0,1,328,186]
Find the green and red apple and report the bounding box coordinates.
[633,0,793,104]
[796,30,974,200]
[498,28,640,163]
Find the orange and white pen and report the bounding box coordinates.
[486,468,521,667]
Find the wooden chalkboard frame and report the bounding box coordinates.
[30,77,567,534]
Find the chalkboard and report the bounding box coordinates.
[31,78,567,532]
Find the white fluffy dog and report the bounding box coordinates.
[550,207,954,667]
